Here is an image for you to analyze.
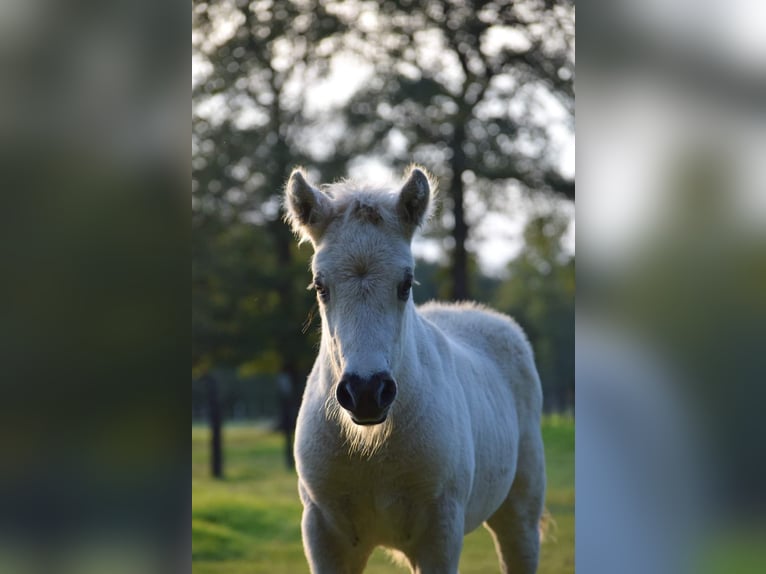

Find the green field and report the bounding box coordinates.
[192,416,574,573]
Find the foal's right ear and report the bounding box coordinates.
[284,168,332,244]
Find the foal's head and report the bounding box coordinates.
[285,166,434,427]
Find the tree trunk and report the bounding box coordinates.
[205,374,223,479]
[268,140,302,470]
[449,123,469,301]
[271,216,302,470]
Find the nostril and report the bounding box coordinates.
[377,378,397,409]
[336,380,356,411]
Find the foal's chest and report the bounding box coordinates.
[305,455,444,547]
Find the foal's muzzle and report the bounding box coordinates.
[336,371,397,425]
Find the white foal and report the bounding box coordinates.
[284,165,546,574]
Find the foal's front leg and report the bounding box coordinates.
[301,501,370,574]
[406,499,465,574]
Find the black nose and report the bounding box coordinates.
[336,371,397,425]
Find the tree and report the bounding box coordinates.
[332,0,575,299]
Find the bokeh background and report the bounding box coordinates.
[192,1,575,572]
[2,0,762,573]
[577,2,766,573]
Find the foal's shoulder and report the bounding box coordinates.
[418,300,515,323]
[417,300,529,346]
[418,301,536,385]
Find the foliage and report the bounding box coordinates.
[192,218,317,377]
[494,211,575,410]
[192,417,574,573]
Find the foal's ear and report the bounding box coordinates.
[397,166,433,236]
[284,168,332,244]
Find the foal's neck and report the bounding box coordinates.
[392,301,424,376]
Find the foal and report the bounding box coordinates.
[285,166,545,574]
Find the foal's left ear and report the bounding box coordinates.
[397,166,433,237]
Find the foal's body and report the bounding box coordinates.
[286,167,545,574]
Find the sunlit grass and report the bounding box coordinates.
[192,416,574,573]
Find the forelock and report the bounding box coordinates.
[321,181,401,230]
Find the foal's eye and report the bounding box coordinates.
[313,278,329,301]
[397,276,413,301]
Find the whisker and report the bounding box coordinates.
[302,301,318,334]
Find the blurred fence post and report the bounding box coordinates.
[277,372,297,469]
[205,373,223,479]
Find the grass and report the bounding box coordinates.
[192,415,574,573]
